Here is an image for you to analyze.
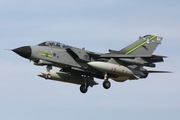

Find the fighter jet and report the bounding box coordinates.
[12,35,170,93]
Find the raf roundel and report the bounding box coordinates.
[53,53,56,57]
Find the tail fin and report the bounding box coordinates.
[109,35,163,55]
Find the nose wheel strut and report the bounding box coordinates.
[46,65,52,79]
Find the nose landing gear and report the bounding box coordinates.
[45,65,52,79]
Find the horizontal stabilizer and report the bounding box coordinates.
[101,54,151,58]
[142,70,172,73]
[101,54,168,58]
[151,55,168,58]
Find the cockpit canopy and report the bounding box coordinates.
[38,41,69,48]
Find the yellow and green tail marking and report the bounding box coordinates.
[125,36,157,55]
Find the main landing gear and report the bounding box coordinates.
[80,84,88,93]
[103,72,111,89]
[103,80,111,89]
[79,73,111,93]
[80,75,89,94]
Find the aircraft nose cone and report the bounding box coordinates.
[13,46,32,59]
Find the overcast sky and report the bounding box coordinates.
[1,0,180,120]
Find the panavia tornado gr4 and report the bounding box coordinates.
[12,35,170,93]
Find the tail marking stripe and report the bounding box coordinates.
[125,36,157,55]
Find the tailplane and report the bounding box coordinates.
[109,35,163,55]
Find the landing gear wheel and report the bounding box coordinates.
[46,74,52,79]
[80,84,88,93]
[103,80,111,89]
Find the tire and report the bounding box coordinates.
[46,74,52,79]
[103,81,111,89]
[80,84,88,93]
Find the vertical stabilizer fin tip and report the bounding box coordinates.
[109,35,163,55]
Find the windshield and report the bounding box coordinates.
[38,41,69,48]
